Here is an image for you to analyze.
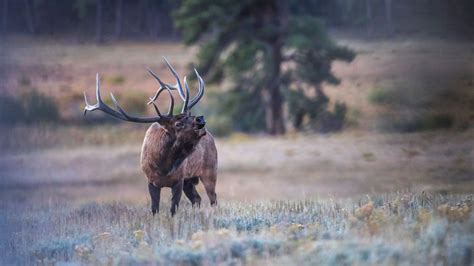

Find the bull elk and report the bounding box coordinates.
[83,58,217,216]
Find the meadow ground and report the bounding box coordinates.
[1,127,472,265]
[0,35,473,265]
[2,192,473,265]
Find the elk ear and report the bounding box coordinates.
[175,121,184,129]
[155,120,170,133]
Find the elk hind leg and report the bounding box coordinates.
[201,175,217,206]
[183,177,201,207]
[148,183,161,216]
[170,180,183,216]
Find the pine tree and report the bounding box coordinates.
[175,0,355,134]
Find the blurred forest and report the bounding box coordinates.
[1,0,473,38]
[1,0,473,135]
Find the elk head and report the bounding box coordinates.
[83,58,207,175]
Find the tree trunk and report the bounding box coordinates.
[384,0,393,36]
[260,0,288,135]
[262,85,285,135]
[262,42,285,135]
[293,110,305,130]
[2,0,8,34]
[115,0,123,38]
[24,0,35,33]
[96,0,103,43]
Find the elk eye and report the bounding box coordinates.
[175,121,184,129]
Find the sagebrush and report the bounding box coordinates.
[2,193,472,265]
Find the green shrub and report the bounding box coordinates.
[424,113,454,130]
[20,90,60,123]
[209,89,266,135]
[345,108,361,127]
[206,115,232,137]
[286,90,347,133]
[310,102,347,133]
[334,102,347,122]
[108,75,126,85]
[0,90,60,125]
[18,76,31,87]
[286,89,328,130]
[377,112,454,133]
[368,87,396,105]
[0,95,25,124]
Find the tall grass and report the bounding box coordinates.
[2,193,472,265]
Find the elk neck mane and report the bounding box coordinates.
[141,123,198,177]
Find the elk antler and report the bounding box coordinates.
[187,68,205,110]
[147,86,175,116]
[84,73,173,123]
[147,57,205,113]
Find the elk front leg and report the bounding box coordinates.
[183,178,201,207]
[148,183,161,215]
[170,180,183,216]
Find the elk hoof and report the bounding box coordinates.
[170,208,177,217]
[193,199,201,208]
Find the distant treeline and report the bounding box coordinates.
[1,0,473,40]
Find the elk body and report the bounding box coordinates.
[84,58,217,216]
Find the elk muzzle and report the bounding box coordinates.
[195,116,205,129]
[194,116,206,136]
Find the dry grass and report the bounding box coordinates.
[1,126,473,201]
[327,37,474,130]
[1,193,472,265]
[1,36,191,98]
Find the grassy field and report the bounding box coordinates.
[2,193,473,265]
[0,35,473,265]
[1,127,473,265]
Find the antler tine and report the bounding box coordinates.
[83,73,164,123]
[83,92,90,116]
[83,73,98,116]
[187,68,205,110]
[147,86,175,116]
[147,68,179,91]
[145,87,165,117]
[163,57,187,102]
[151,102,162,117]
[95,72,101,103]
[182,76,190,113]
[110,93,134,119]
[164,87,175,116]
[84,73,126,119]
